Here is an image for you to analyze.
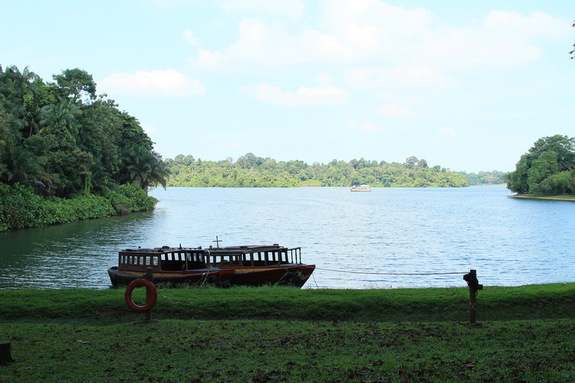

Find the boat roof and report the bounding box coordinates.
[120,244,289,254]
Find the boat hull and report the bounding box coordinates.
[108,264,315,288]
[107,267,222,287]
[226,265,315,287]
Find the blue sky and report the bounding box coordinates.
[2,0,574,172]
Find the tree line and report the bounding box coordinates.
[506,135,575,195]
[0,65,168,230]
[164,153,472,188]
[0,65,168,197]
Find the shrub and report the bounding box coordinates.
[104,183,156,214]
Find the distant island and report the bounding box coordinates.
[164,153,505,188]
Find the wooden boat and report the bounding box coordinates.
[108,243,315,288]
[350,184,371,192]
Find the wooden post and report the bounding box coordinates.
[463,269,483,325]
[469,287,477,324]
[0,341,12,364]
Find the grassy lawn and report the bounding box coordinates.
[1,284,575,382]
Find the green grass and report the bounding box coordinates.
[1,284,575,382]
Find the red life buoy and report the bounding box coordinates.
[125,279,157,313]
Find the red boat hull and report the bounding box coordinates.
[108,264,315,288]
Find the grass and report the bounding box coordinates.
[1,284,575,382]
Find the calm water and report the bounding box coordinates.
[1,186,574,289]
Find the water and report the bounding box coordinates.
[1,186,574,289]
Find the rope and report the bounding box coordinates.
[316,267,467,276]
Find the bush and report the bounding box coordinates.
[104,183,157,214]
[0,183,44,230]
[0,182,156,231]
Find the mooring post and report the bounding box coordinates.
[0,341,13,364]
[463,269,483,325]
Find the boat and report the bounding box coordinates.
[350,184,371,192]
[108,243,315,288]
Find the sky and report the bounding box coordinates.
[2,0,575,173]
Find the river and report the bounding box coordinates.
[1,186,573,289]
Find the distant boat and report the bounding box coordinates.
[108,242,315,288]
[350,184,371,192]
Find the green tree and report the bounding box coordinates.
[52,68,97,102]
[507,135,575,195]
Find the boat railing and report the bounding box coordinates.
[287,247,302,264]
[202,247,303,267]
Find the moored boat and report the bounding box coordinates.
[108,243,315,288]
[350,184,371,192]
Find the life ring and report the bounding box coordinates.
[125,279,157,313]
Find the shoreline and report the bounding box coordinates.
[509,194,575,202]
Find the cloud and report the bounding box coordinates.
[347,120,385,134]
[182,30,201,47]
[100,69,205,96]
[484,10,570,39]
[377,103,416,118]
[345,65,451,89]
[438,127,458,137]
[218,0,305,18]
[187,1,568,72]
[240,83,348,106]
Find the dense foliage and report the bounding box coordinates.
[0,65,168,197]
[164,153,469,188]
[506,135,575,195]
[459,170,506,185]
[0,65,167,230]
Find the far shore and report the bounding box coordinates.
[509,194,575,201]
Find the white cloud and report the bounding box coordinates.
[347,120,385,134]
[240,83,348,106]
[188,1,567,72]
[100,69,205,96]
[218,0,305,18]
[194,49,223,70]
[484,10,570,39]
[182,30,201,47]
[438,127,458,137]
[377,103,416,118]
[345,65,451,89]
[315,73,333,86]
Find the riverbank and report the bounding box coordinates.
[509,193,575,201]
[1,284,574,382]
[0,183,156,231]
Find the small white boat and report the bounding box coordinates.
[350,184,371,192]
